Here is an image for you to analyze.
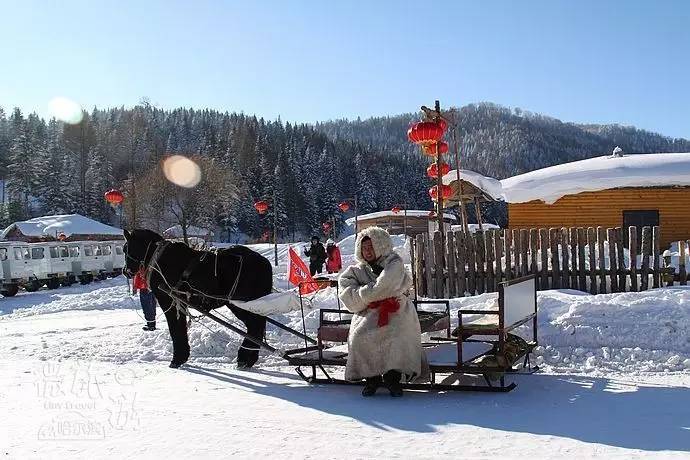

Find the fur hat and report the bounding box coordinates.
[354,226,393,264]
[326,239,335,246]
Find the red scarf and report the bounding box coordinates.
[368,297,400,327]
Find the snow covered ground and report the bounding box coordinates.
[1,242,689,458]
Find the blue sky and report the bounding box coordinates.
[2,0,689,138]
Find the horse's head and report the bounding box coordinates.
[122,229,164,278]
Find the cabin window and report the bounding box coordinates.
[101,245,112,255]
[115,246,123,255]
[0,248,7,261]
[14,248,23,260]
[623,210,660,249]
[69,247,79,257]
[84,245,93,257]
[50,247,59,258]
[22,248,31,260]
[31,248,45,259]
[94,245,102,256]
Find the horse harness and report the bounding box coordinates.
[141,241,245,316]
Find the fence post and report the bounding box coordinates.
[445,231,457,297]
[680,240,687,286]
[597,226,607,293]
[561,227,571,289]
[539,228,549,290]
[475,232,486,294]
[454,231,467,296]
[504,229,512,281]
[433,231,445,298]
[569,227,578,289]
[466,231,477,295]
[415,234,426,297]
[550,228,560,289]
[485,230,496,293]
[652,226,660,288]
[629,227,638,292]
[616,227,626,291]
[577,227,587,291]
[493,229,503,287]
[424,233,436,298]
[519,229,529,277]
[587,227,597,294]
[640,226,651,291]
[607,228,618,292]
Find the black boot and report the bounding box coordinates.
[142,322,156,331]
[362,376,382,397]
[384,370,403,397]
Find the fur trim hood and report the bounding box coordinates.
[354,226,393,264]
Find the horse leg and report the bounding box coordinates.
[229,305,267,369]
[160,297,191,368]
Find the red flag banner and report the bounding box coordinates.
[288,246,320,295]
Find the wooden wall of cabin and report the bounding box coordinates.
[507,187,690,249]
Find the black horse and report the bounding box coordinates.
[123,229,272,369]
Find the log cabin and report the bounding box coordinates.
[500,152,690,249]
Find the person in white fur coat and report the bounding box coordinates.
[338,226,424,397]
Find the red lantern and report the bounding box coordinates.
[426,162,451,179]
[429,184,452,201]
[104,189,124,206]
[407,121,445,145]
[421,141,449,156]
[438,119,448,131]
[338,201,350,212]
[254,200,269,215]
[391,206,402,214]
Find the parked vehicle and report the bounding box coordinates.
[0,240,125,296]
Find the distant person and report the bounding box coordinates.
[304,235,327,276]
[325,239,342,274]
[133,267,157,331]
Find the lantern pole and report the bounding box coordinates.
[433,100,446,253]
[354,196,358,237]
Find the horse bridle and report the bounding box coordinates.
[124,240,157,276]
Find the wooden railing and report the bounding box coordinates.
[410,226,680,299]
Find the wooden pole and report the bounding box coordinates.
[474,196,484,231]
[273,188,278,266]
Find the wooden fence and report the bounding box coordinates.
[410,226,683,299]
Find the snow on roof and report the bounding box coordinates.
[501,152,690,204]
[451,223,501,233]
[163,225,214,238]
[346,210,457,226]
[442,169,503,200]
[1,214,123,239]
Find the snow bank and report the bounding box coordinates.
[1,214,123,239]
[449,288,690,374]
[501,152,690,204]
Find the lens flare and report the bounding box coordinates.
[48,97,83,124]
[162,155,202,188]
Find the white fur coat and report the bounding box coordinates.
[338,226,424,381]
